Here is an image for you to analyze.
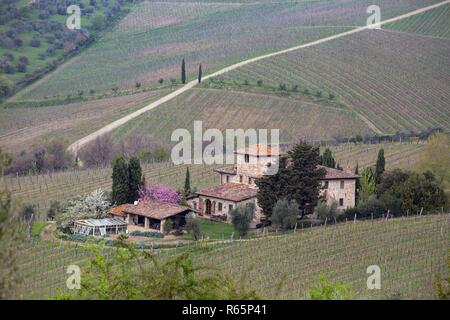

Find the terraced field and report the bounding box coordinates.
[113,87,372,144]
[14,0,441,100]
[326,143,427,171]
[195,214,449,299]
[14,214,449,299]
[385,3,450,38]
[1,162,220,213]
[0,89,172,151]
[219,29,450,133]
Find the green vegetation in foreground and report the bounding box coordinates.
[31,221,49,239]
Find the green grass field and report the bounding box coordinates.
[181,219,235,240]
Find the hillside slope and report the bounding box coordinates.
[218,29,450,133]
[14,0,442,100]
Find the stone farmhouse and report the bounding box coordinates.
[189,145,358,223]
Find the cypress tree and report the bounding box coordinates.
[184,167,191,197]
[287,141,326,216]
[128,157,143,203]
[181,59,186,84]
[375,148,385,184]
[111,157,129,205]
[321,148,335,168]
[355,162,361,204]
[198,64,202,83]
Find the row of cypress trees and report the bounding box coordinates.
[181,59,202,84]
[111,157,143,205]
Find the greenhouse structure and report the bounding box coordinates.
[73,218,128,236]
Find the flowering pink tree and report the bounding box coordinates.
[138,182,181,204]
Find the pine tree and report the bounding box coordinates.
[321,148,335,168]
[111,157,129,205]
[128,157,143,203]
[181,59,186,84]
[184,167,191,197]
[198,64,202,83]
[375,148,385,184]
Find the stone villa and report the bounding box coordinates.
[189,145,358,223]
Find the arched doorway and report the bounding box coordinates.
[205,199,212,215]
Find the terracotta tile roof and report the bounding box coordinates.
[235,144,280,156]
[109,204,131,217]
[111,200,192,220]
[214,165,237,175]
[318,165,359,180]
[196,183,258,202]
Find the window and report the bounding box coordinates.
[248,177,252,184]
[266,162,272,167]
[340,180,345,189]
[226,175,230,183]
[339,198,344,206]
[245,154,250,163]
[324,181,329,189]
[193,201,197,210]
[218,203,222,212]
[239,175,243,183]
[229,204,233,211]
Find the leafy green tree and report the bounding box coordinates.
[357,195,386,218]
[184,167,191,197]
[321,148,335,168]
[230,203,255,237]
[55,241,259,300]
[112,157,129,205]
[375,148,385,185]
[360,167,376,202]
[181,59,186,84]
[271,198,298,230]
[127,157,143,203]
[198,64,202,83]
[185,213,202,240]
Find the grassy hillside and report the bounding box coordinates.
[113,87,371,144]
[13,0,441,100]
[0,89,172,151]
[194,214,448,299]
[14,214,449,299]
[218,30,450,134]
[385,3,450,38]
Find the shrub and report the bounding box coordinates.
[357,195,386,219]
[271,198,298,230]
[230,203,254,237]
[292,85,299,92]
[257,80,263,86]
[47,200,62,220]
[279,82,286,91]
[341,207,360,222]
[163,219,173,235]
[243,80,249,85]
[20,203,36,221]
[128,231,164,239]
[316,201,338,221]
[135,82,141,88]
[307,276,353,300]
[185,213,202,240]
[158,78,164,84]
[329,93,335,100]
[315,90,322,98]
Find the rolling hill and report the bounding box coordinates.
[12,0,442,100]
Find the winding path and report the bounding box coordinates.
[67,0,450,157]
